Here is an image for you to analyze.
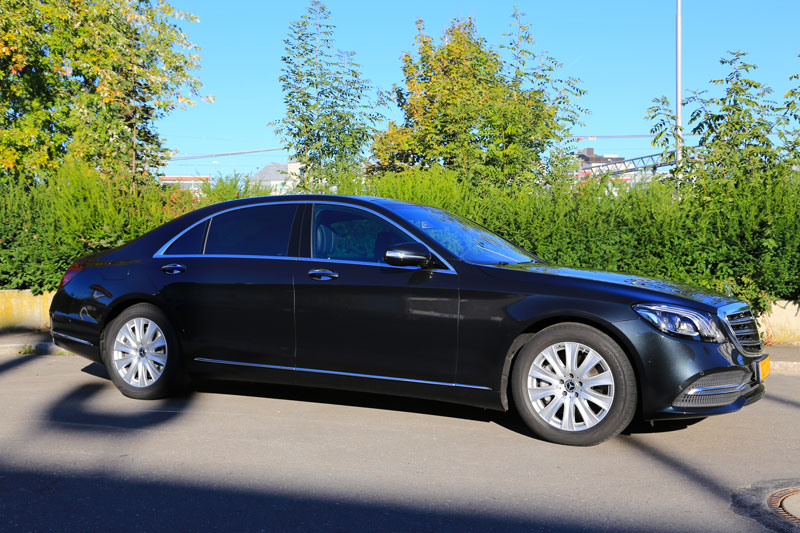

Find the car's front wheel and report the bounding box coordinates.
[511,323,637,446]
[102,303,184,400]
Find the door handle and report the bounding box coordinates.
[161,263,187,275]
[308,268,338,281]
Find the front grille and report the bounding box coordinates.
[724,309,762,354]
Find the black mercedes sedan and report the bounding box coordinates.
[50,195,769,446]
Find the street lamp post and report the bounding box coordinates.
[676,0,683,164]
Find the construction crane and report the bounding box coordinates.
[578,151,676,177]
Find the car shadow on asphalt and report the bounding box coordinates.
[70,363,706,440]
[619,438,731,503]
[622,417,707,435]
[42,363,194,432]
[195,377,539,438]
[763,392,800,410]
[0,353,43,376]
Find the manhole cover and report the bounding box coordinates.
[769,488,800,525]
[731,479,800,531]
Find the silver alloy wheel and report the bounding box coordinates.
[112,317,168,388]
[526,341,615,431]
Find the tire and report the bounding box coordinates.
[102,303,184,400]
[511,323,637,446]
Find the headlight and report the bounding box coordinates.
[633,303,727,343]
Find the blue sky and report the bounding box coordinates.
[158,0,800,177]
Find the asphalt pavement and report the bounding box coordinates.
[0,350,799,532]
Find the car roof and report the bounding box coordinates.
[219,194,418,210]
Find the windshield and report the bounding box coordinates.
[391,204,542,265]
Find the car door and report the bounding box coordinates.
[149,202,301,367]
[293,202,459,384]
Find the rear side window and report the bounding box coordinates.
[165,221,207,255]
[205,204,298,256]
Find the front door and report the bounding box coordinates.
[294,203,459,384]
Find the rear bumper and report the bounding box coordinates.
[49,288,103,363]
[51,327,101,363]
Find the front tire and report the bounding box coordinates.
[511,323,637,446]
[102,303,183,400]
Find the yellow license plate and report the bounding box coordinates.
[759,356,770,381]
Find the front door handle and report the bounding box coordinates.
[308,268,338,281]
[161,263,187,275]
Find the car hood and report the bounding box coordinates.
[486,263,739,309]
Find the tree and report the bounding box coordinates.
[274,1,379,189]
[0,0,204,183]
[372,11,584,187]
[646,51,798,177]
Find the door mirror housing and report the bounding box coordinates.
[384,242,433,268]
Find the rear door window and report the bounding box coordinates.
[164,220,207,255]
[205,204,298,256]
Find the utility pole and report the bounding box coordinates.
[676,0,683,164]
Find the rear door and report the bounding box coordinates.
[149,202,301,367]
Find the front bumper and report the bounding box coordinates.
[614,318,767,420]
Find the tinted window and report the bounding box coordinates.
[313,205,411,263]
[165,221,207,255]
[205,204,298,256]
[391,204,541,265]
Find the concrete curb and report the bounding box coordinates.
[0,342,69,356]
[772,362,800,376]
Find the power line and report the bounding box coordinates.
[169,147,285,161]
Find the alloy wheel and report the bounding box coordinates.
[526,341,615,431]
[112,317,168,388]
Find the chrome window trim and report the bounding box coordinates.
[310,201,457,274]
[153,200,303,258]
[52,331,94,346]
[153,254,299,261]
[194,357,490,390]
[297,256,454,275]
[153,199,458,275]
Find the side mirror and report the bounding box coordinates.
[384,242,433,268]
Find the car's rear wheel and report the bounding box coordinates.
[512,323,637,446]
[102,303,184,400]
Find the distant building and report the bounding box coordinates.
[577,148,624,170]
[250,161,303,194]
[160,175,209,192]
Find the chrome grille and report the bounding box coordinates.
[724,308,762,354]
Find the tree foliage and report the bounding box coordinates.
[372,11,584,187]
[0,0,204,182]
[647,51,799,175]
[274,1,380,189]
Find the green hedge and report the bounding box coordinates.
[336,166,800,313]
[2,161,799,314]
[0,164,270,294]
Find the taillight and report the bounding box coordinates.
[58,261,85,289]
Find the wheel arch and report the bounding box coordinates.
[498,313,644,415]
[100,296,184,359]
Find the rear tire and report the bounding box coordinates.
[102,303,184,400]
[511,323,637,446]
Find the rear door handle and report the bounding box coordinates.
[161,263,187,275]
[308,268,338,281]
